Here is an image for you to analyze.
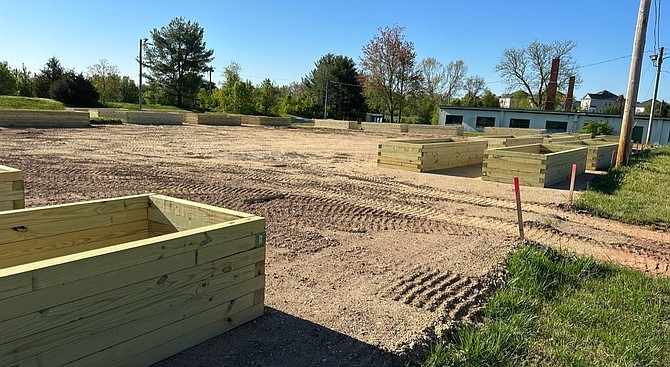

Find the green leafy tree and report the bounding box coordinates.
[643,100,670,117]
[360,25,419,123]
[144,17,214,107]
[580,121,613,136]
[14,64,33,97]
[303,53,366,120]
[226,80,255,114]
[0,61,17,95]
[481,90,500,107]
[600,105,623,115]
[87,59,122,103]
[496,40,581,108]
[255,78,279,115]
[120,76,139,103]
[32,57,65,98]
[49,72,99,107]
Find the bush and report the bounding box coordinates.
[580,121,613,136]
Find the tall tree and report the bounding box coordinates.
[32,57,65,98]
[462,75,486,101]
[255,78,279,115]
[360,25,419,123]
[417,57,447,102]
[14,64,33,97]
[303,53,366,120]
[119,76,139,103]
[0,61,17,95]
[495,39,581,108]
[87,59,121,103]
[444,60,467,104]
[144,17,214,107]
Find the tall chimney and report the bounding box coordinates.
[544,57,560,110]
[564,76,576,111]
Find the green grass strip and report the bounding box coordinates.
[0,96,65,110]
[575,147,670,227]
[421,244,670,366]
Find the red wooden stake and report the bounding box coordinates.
[514,177,524,241]
[568,163,577,205]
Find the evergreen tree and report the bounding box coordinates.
[144,17,214,107]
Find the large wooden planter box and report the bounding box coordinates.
[563,138,619,170]
[97,108,130,122]
[407,124,464,136]
[314,119,358,130]
[185,113,242,126]
[0,110,89,128]
[472,135,545,148]
[482,144,588,187]
[0,194,266,366]
[543,135,580,143]
[361,122,408,133]
[127,111,184,125]
[483,127,547,136]
[377,138,488,172]
[240,115,291,126]
[0,165,24,211]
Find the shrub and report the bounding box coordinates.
[580,121,613,136]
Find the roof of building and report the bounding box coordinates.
[583,90,621,100]
[636,99,660,107]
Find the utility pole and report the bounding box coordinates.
[646,46,664,145]
[139,38,148,111]
[617,0,652,166]
[323,80,329,119]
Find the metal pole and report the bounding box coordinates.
[646,46,663,145]
[323,80,329,119]
[617,0,652,166]
[139,38,143,111]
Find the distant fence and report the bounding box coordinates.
[0,109,89,128]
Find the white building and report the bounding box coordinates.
[438,106,670,145]
[580,90,624,112]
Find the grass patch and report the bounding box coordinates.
[575,147,670,227]
[90,117,122,125]
[464,131,484,136]
[104,102,186,111]
[0,96,65,110]
[421,244,670,366]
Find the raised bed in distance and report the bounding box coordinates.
[482,143,588,187]
[377,138,488,172]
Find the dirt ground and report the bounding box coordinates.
[1,124,668,366]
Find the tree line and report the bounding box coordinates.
[0,17,588,122]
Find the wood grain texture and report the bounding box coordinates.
[0,194,266,366]
[0,109,89,128]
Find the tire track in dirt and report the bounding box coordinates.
[382,266,488,323]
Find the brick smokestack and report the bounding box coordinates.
[564,76,576,111]
[544,57,560,110]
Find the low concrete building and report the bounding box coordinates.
[438,106,670,145]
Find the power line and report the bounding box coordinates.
[577,55,633,68]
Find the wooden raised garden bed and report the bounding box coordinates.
[483,127,546,136]
[185,113,242,126]
[0,194,266,366]
[314,119,359,130]
[482,143,588,187]
[563,138,619,170]
[0,110,90,128]
[377,138,488,172]
[0,165,24,211]
[126,111,184,125]
[472,135,545,148]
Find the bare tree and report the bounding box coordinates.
[444,60,467,104]
[360,24,419,123]
[463,75,486,100]
[417,57,446,100]
[495,40,581,108]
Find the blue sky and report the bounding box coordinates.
[1,0,667,102]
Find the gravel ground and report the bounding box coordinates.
[1,124,667,366]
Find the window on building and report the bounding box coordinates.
[476,116,495,128]
[445,115,464,124]
[545,120,568,133]
[509,118,530,128]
